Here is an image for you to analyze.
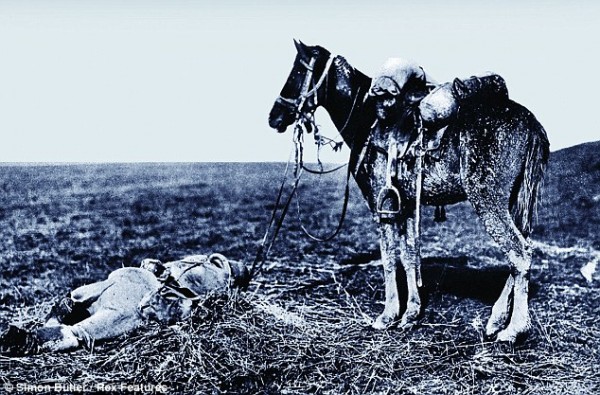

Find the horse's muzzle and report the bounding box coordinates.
[268,102,294,133]
[268,117,288,133]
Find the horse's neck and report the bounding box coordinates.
[321,61,372,151]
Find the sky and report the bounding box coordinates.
[0,0,598,162]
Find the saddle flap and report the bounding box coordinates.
[425,126,447,152]
[397,125,448,162]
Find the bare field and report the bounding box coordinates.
[0,144,599,394]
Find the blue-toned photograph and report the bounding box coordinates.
[0,1,598,393]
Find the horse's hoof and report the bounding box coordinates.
[485,323,503,339]
[398,319,416,331]
[495,328,519,344]
[398,309,420,331]
[496,328,530,345]
[399,314,420,331]
[495,317,531,344]
[372,314,396,330]
[483,331,498,342]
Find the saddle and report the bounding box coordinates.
[368,115,448,164]
[366,73,509,222]
[404,72,510,162]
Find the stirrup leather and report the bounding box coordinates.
[377,141,401,219]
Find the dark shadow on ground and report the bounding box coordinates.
[420,256,539,305]
[339,253,539,306]
[420,256,507,304]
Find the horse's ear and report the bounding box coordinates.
[294,39,309,59]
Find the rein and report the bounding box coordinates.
[249,130,351,282]
[250,53,358,280]
[248,152,302,281]
[289,54,354,242]
[293,119,353,242]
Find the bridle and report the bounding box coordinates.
[249,52,354,281]
[275,51,344,176]
[276,53,336,120]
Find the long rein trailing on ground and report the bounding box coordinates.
[249,53,357,282]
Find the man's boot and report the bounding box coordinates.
[0,325,39,356]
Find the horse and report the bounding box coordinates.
[268,40,549,343]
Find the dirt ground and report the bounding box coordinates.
[0,142,599,394]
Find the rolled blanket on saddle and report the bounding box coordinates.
[419,73,509,128]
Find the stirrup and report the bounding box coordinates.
[376,185,401,220]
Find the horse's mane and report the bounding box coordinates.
[335,55,351,69]
[334,55,371,86]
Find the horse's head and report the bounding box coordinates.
[269,40,334,133]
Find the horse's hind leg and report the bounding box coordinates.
[486,273,514,337]
[471,203,532,342]
[498,246,532,343]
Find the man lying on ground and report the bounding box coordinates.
[0,253,249,356]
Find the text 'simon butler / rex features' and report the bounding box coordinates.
[4,382,170,393]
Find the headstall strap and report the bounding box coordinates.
[299,58,314,71]
[277,53,337,119]
[296,57,317,115]
[276,96,299,108]
[289,53,343,173]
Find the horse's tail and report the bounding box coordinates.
[511,120,550,238]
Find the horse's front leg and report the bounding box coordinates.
[397,215,421,328]
[372,221,402,329]
[372,217,421,330]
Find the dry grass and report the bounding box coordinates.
[0,153,599,394]
[2,276,598,394]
